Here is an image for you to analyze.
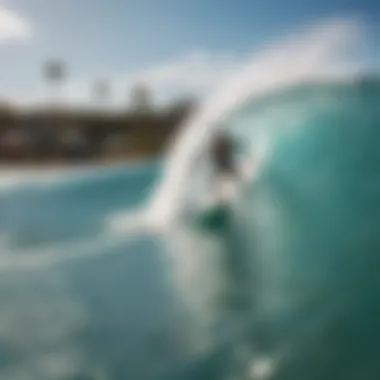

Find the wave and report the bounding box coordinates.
[147,17,365,227]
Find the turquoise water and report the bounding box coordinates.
[2,80,380,379]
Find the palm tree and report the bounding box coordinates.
[43,59,66,107]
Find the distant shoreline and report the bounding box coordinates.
[0,156,159,173]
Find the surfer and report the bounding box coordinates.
[209,130,242,203]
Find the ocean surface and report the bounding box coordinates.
[1,79,380,380]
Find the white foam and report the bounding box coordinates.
[249,356,278,379]
[0,160,154,193]
[106,208,167,235]
[147,17,363,227]
[0,210,165,272]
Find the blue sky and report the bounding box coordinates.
[0,0,379,106]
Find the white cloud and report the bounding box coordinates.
[0,5,32,42]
